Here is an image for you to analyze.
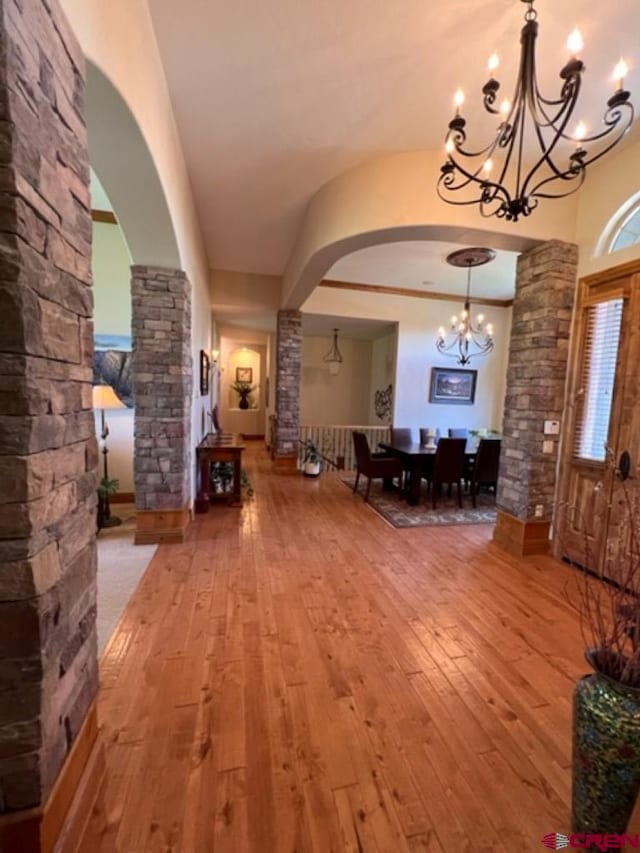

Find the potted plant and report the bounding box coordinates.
[302,439,322,477]
[231,380,257,410]
[565,451,640,836]
[97,476,119,530]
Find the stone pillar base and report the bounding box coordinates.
[0,703,102,853]
[493,510,551,557]
[272,454,299,474]
[135,507,191,545]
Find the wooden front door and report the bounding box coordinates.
[555,260,640,573]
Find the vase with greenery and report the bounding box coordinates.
[302,439,322,477]
[97,476,120,530]
[231,380,257,410]
[566,451,640,836]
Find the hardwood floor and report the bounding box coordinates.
[76,444,585,852]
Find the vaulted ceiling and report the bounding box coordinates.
[148,0,639,286]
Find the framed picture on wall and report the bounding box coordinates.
[236,366,253,383]
[199,349,210,396]
[429,367,477,405]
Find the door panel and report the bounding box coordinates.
[555,264,640,575]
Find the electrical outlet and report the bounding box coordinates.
[544,419,560,435]
[542,440,554,454]
[534,504,544,518]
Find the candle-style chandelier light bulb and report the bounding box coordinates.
[436,248,496,366]
[438,0,634,222]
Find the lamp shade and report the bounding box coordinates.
[92,384,125,410]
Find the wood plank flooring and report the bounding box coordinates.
[76,443,585,852]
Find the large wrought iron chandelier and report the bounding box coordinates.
[436,248,495,365]
[437,0,634,222]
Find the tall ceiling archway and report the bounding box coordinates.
[86,61,181,269]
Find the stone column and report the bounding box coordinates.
[0,0,99,842]
[273,309,302,471]
[131,266,192,543]
[493,239,578,556]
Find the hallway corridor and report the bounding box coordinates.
[77,444,583,852]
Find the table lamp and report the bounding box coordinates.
[92,384,125,528]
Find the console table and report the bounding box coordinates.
[195,433,245,512]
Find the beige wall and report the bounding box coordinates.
[369,329,396,424]
[576,137,640,277]
[301,336,372,426]
[62,0,211,502]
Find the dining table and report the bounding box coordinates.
[378,438,480,506]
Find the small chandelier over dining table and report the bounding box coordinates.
[436,247,495,366]
[323,328,344,375]
[437,0,634,222]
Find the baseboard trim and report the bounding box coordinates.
[111,491,135,504]
[493,509,551,556]
[134,506,190,545]
[0,702,101,853]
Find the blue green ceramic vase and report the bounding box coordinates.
[572,662,640,836]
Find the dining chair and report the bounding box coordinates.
[390,427,412,488]
[469,438,501,507]
[419,427,440,446]
[448,427,469,439]
[429,437,466,509]
[352,431,403,503]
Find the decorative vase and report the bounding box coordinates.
[572,662,640,836]
[238,395,249,410]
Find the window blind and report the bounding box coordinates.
[575,298,623,462]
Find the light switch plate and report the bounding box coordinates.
[544,419,560,435]
[542,440,554,454]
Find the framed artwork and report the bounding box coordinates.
[94,334,133,408]
[236,366,253,383]
[200,349,210,395]
[429,367,477,405]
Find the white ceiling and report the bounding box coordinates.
[148,0,639,281]
[328,240,518,299]
[302,314,395,340]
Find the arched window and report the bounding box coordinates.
[608,200,640,253]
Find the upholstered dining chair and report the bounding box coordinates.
[469,438,501,507]
[448,427,469,439]
[390,427,412,488]
[352,431,403,503]
[429,437,466,509]
[419,427,440,446]
[390,427,412,444]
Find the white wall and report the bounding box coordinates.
[302,287,512,438]
[301,336,372,425]
[92,218,134,493]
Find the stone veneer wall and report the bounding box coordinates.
[497,240,578,521]
[0,0,98,812]
[131,266,192,510]
[274,310,302,458]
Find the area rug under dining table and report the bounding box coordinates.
[342,477,497,528]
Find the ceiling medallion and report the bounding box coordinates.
[437,0,634,222]
[436,248,495,366]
